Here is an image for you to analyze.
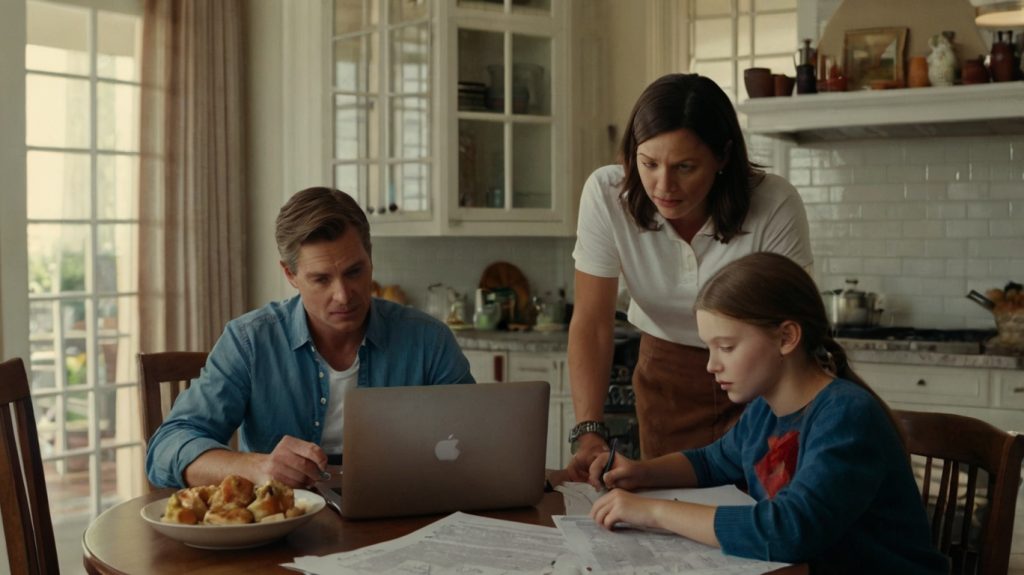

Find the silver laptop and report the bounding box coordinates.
[339,381,549,519]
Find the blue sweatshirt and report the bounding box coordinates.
[684,378,949,574]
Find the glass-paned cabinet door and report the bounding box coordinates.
[332,0,432,220]
[456,26,553,213]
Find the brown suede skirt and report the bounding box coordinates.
[633,332,745,458]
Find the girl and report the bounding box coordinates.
[588,252,948,574]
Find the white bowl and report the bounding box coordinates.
[140,489,325,550]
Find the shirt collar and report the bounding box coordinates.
[285,295,383,352]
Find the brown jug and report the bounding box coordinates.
[908,56,930,88]
[991,31,1015,82]
[962,57,989,85]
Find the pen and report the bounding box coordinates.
[601,437,619,488]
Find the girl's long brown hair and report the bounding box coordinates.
[694,253,902,441]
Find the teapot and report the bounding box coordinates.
[821,279,884,327]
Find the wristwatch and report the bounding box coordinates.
[567,420,609,453]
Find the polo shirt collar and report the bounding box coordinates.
[285,295,383,352]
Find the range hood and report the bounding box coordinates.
[737,82,1024,142]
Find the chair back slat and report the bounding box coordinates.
[137,351,209,491]
[896,409,1024,575]
[0,357,59,575]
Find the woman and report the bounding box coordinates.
[567,73,812,480]
[587,253,948,574]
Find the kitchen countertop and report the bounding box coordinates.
[454,330,1024,369]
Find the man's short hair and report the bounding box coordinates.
[275,187,371,272]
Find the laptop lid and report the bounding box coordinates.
[340,381,549,519]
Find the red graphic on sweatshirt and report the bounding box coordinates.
[754,430,800,498]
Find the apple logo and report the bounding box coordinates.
[434,434,461,461]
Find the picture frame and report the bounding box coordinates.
[843,27,909,90]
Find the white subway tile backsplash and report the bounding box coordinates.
[969,238,1024,258]
[945,259,966,277]
[990,219,1024,237]
[990,182,1024,200]
[968,201,1012,219]
[887,165,926,183]
[948,182,990,200]
[925,202,967,220]
[851,166,888,183]
[926,164,969,182]
[924,239,967,258]
[944,220,989,238]
[828,258,863,274]
[797,186,830,203]
[789,169,812,186]
[966,259,990,276]
[902,221,944,239]
[901,258,947,277]
[864,257,902,275]
[969,141,1013,163]
[829,149,863,167]
[906,144,948,164]
[861,144,904,165]
[850,221,902,239]
[831,184,905,202]
[884,276,924,295]
[812,168,853,186]
[904,183,947,201]
[884,239,927,257]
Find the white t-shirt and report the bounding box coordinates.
[319,355,360,455]
[573,164,813,348]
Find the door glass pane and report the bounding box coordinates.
[754,12,796,55]
[97,11,141,82]
[97,296,137,385]
[511,0,550,15]
[388,162,430,212]
[26,1,89,76]
[512,123,551,208]
[692,60,735,97]
[28,224,90,295]
[44,455,92,518]
[458,120,504,208]
[27,151,91,221]
[30,301,59,391]
[389,0,428,22]
[390,23,429,94]
[98,82,140,152]
[97,154,138,220]
[694,18,734,59]
[390,96,428,159]
[458,29,503,112]
[335,164,380,213]
[335,0,378,35]
[738,15,751,57]
[335,95,378,159]
[457,0,506,12]
[26,74,90,149]
[695,0,732,17]
[96,224,138,294]
[101,445,144,512]
[334,33,378,92]
[756,0,796,10]
[753,55,794,78]
[512,34,550,116]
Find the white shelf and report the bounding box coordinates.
[737,82,1024,142]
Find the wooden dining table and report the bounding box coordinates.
[82,488,806,574]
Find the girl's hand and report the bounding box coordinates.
[587,451,647,491]
[590,489,661,530]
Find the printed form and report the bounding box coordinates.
[282,511,583,575]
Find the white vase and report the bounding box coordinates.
[927,34,957,87]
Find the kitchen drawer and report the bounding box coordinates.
[508,353,564,395]
[858,363,989,407]
[464,350,507,383]
[992,369,1024,410]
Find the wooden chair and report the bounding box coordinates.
[137,351,208,447]
[0,357,59,575]
[894,409,1024,575]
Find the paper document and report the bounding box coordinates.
[555,482,756,516]
[283,511,583,575]
[554,515,789,575]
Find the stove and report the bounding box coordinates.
[834,327,998,355]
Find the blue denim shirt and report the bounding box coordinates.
[145,295,474,488]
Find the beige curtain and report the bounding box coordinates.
[138,0,248,353]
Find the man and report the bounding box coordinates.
[146,187,474,489]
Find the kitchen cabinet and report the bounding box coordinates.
[464,348,570,469]
[333,0,583,237]
[736,82,1024,143]
[857,362,1024,433]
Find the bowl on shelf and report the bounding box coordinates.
[743,67,774,98]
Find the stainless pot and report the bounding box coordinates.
[821,279,883,327]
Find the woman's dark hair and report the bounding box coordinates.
[694,252,902,442]
[620,73,762,242]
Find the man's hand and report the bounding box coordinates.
[566,433,608,482]
[252,435,328,488]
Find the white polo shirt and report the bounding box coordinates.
[573,164,813,348]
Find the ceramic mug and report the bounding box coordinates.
[773,74,795,97]
[743,67,773,98]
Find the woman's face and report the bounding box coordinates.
[636,128,727,227]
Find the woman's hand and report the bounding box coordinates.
[588,449,648,491]
[590,489,662,531]
[566,434,608,482]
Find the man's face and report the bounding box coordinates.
[281,227,373,345]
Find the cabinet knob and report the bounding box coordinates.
[1012,387,1024,394]
[916,379,926,387]
[388,203,399,213]
[366,205,375,215]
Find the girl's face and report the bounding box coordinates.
[636,128,727,227]
[696,309,784,405]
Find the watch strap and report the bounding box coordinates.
[567,420,609,444]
